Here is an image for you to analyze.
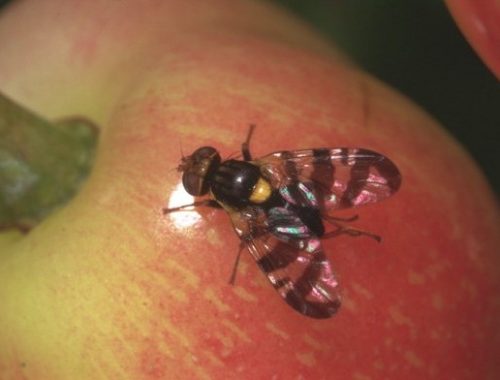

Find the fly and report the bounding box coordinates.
[164,126,401,318]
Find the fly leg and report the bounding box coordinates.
[323,214,381,242]
[163,199,221,214]
[324,214,359,223]
[228,242,246,285]
[242,124,256,161]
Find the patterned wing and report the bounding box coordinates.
[256,148,401,211]
[230,206,341,319]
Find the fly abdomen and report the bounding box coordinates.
[293,206,325,237]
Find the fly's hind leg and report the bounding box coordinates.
[242,124,256,161]
[323,214,381,242]
[228,241,247,285]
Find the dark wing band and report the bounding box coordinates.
[230,207,341,319]
[257,148,401,211]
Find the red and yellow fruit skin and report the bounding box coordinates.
[0,1,499,379]
[445,0,500,79]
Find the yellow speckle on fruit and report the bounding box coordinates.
[408,270,426,285]
[302,333,323,351]
[163,321,192,349]
[353,372,372,380]
[232,286,258,303]
[201,350,225,368]
[342,296,358,313]
[295,351,316,367]
[213,331,234,353]
[164,259,200,288]
[373,360,385,370]
[182,355,211,380]
[221,319,251,343]
[149,271,189,304]
[465,237,484,271]
[156,339,176,360]
[388,306,414,327]
[388,306,417,339]
[351,282,374,299]
[170,289,188,303]
[203,288,231,313]
[206,228,222,247]
[431,293,444,310]
[404,350,424,368]
[265,322,289,340]
[430,329,440,340]
[460,278,478,298]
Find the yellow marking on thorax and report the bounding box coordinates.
[249,177,272,204]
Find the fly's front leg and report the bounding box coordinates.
[242,124,256,161]
[163,199,221,214]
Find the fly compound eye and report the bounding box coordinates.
[181,146,221,195]
[182,170,205,196]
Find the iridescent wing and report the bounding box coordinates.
[230,206,341,318]
[256,148,401,211]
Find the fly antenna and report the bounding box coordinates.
[179,138,185,159]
